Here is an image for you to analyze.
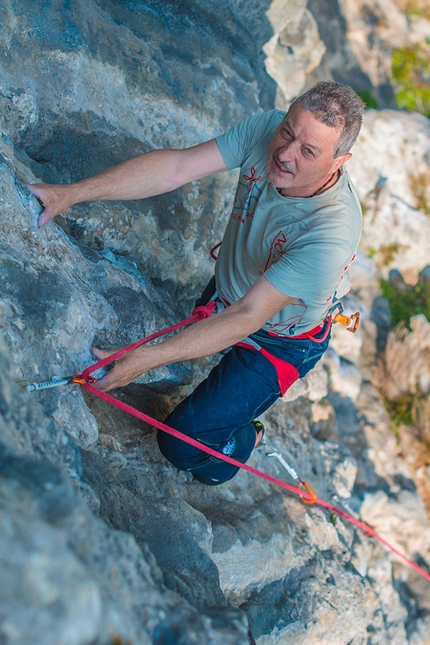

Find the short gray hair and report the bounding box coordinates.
[290,81,365,157]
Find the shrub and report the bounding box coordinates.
[357,90,380,109]
[392,43,430,117]
[380,278,430,328]
[408,170,430,214]
[374,321,430,441]
[392,0,430,21]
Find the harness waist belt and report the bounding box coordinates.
[268,321,325,340]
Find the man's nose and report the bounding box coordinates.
[277,141,297,162]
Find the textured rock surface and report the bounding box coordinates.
[1,1,430,644]
[348,109,430,284]
[307,0,430,107]
[263,0,326,105]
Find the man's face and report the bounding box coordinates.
[266,103,350,197]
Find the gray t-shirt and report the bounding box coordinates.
[215,110,362,336]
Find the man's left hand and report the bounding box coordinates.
[92,346,151,392]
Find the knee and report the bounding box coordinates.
[157,430,202,471]
[157,430,229,484]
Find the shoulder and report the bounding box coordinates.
[218,110,285,146]
[216,110,285,169]
[244,109,286,130]
[224,109,284,129]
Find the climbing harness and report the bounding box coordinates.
[17,303,430,584]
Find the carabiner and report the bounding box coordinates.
[298,481,318,505]
[71,375,97,385]
[333,311,360,332]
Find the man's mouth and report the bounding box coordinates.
[273,155,295,176]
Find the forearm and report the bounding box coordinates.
[151,277,296,366]
[94,277,296,392]
[93,304,259,392]
[66,149,184,206]
[139,305,260,371]
[27,139,227,227]
[29,149,186,218]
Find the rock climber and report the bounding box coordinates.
[27,81,364,485]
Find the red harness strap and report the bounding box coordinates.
[260,348,299,395]
[236,341,299,396]
[268,316,333,344]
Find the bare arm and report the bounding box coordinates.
[94,276,296,392]
[27,139,228,226]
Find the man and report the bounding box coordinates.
[28,81,364,485]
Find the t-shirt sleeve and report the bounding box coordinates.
[216,110,283,169]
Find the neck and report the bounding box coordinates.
[308,169,340,197]
[278,168,341,198]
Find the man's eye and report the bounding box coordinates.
[282,129,292,139]
[304,148,314,157]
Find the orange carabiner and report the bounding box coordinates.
[71,375,97,385]
[334,311,360,333]
[298,481,318,505]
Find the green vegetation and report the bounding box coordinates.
[358,90,380,109]
[392,43,430,117]
[412,395,430,447]
[408,170,430,214]
[380,278,430,328]
[385,393,415,432]
[384,392,430,448]
[379,243,406,266]
[366,243,406,266]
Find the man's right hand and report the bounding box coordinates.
[26,183,76,227]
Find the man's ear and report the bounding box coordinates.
[332,152,352,172]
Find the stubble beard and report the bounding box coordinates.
[266,154,296,189]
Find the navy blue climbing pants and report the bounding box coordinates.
[157,283,331,485]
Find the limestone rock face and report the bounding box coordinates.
[1,0,273,304]
[348,109,430,283]
[308,0,430,107]
[1,1,430,645]
[263,0,326,105]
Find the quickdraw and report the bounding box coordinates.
[17,374,96,392]
[266,450,318,504]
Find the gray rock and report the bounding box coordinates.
[0,1,430,644]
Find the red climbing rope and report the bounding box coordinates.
[78,306,430,584]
